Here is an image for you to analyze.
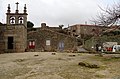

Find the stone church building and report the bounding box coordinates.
[0,2,76,53]
[0,3,27,53]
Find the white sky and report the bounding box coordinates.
[0,0,119,27]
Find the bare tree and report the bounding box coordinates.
[93,2,120,26]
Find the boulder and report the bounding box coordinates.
[78,61,100,68]
[34,54,39,56]
[51,53,56,55]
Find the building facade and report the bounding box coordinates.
[27,27,77,52]
[0,2,27,53]
[68,24,108,38]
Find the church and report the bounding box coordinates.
[0,2,77,53]
[0,2,27,53]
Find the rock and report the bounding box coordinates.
[78,61,100,68]
[51,53,56,55]
[78,62,86,66]
[69,55,76,57]
[34,54,39,56]
[14,59,25,62]
[87,64,99,68]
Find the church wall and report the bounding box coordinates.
[0,25,6,53]
[0,2,28,53]
[4,24,27,53]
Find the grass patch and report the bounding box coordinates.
[95,74,105,78]
[89,55,120,62]
[89,55,103,61]
[0,67,31,79]
[78,53,83,56]
[103,56,120,61]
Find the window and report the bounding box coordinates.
[72,30,76,32]
[46,40,50,46]
[10,16,15,24]
[92,29,95,32]
[18,16,24,24]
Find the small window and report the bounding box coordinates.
[10,16,15,24]
[92,29,95,32]
[46,40,50,46]
[72,30,76,32]
[18,17,24,24]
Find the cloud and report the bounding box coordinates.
[0,0,119,27]
[28,0,100,26]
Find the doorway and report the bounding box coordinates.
[8,37,14,49]
[58,41,64,51]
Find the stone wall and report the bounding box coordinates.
[0,25,6,53]
[40,23,62,32]
[3,24,27,53]
[27,29,76,52]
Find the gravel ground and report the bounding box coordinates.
[0,52,120,79]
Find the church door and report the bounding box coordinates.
[8,37,14,49]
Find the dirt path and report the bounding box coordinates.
[0,52,120,79]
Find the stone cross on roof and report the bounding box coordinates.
[16,2,19,10]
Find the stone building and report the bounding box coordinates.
[0,2,27,53]
[0,2,76,53]
[27,26,76,52]
[40,23,63,32]
[68,24,108,38]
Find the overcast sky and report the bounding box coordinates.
[0,0,119,27]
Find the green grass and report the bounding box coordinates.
[103,57,120,61]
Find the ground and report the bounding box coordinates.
[0,52,120,79]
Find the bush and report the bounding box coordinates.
[103,30,120,36]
